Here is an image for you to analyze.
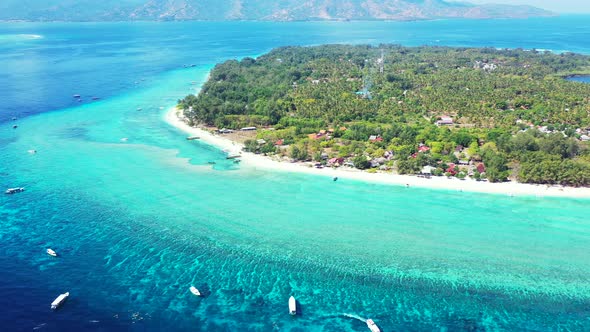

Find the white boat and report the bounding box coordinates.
[189,286,201,296]
[5,187,25,195]
[51,292,69,310]
[288,296,296,315]
[46,249,57,257]
[366,319,380,332]
[28,149,37,154]
[120,138,128,142]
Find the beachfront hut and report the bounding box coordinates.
[421,165,435,175]
[446,163,458,175]
[370,157,387,168]
[476,163,486,174]
[328,157,345,166]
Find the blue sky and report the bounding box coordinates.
[460,0,590,13]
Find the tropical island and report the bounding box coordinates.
[177,45,590,187]
[0,0,554,22]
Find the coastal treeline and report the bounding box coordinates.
[179,45,590,186]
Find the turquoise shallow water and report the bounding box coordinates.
[2,19,590,331]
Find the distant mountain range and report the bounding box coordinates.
[0,0,555,22]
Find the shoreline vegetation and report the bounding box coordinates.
[166,107,590,198]
[173,45,590,197]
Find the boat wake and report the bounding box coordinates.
[342,313,366,322]
[33,323,47,330]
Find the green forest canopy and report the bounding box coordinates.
[179,45,590,186]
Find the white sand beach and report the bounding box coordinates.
[165,107,590,198]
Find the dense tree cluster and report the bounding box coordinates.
[179,45,590,186]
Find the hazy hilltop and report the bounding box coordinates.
[0,0,555,22]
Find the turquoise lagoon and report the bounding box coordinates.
[1,18,590,331]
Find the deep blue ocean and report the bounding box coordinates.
[1,16,590,332]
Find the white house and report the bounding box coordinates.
[436,116,454,126]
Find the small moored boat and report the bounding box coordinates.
[289,296,297,315]
[366,319,380,332]
[73,94,81,98]
[51,292,69,310]
[189,286,201,296]
[47,248,57,257]
[186,136,200,141]
[5,187,25,195]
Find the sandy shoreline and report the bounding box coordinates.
[164,107,590,198]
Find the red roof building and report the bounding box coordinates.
[328,157,345,165]
[369,135,384,142]
[418,146,430,153]
[446,163,458,175]
[476,163,486,173]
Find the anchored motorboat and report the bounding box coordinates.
[366,319,380,332]
[289,296,297,315]
[46,248,57,257]
[51,292,69,310]
[5,187,25,195]
[189,286,201,296]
